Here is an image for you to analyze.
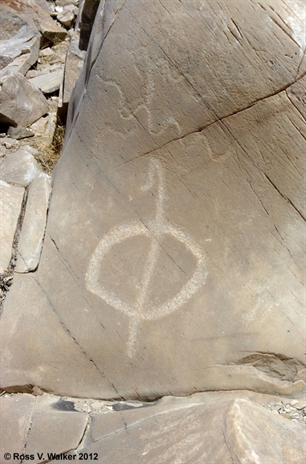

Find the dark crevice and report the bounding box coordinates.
[285,88,306,122]
[76,416,92,450]
[32,277,123,400]
[20,396,37,464]
[263,173,306,222]
[50,236,81,283]
[0,187,28,313]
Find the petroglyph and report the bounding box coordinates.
[101,46,183,137]
[86,159,207,357]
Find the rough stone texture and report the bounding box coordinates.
[0,180,24,272]
[0,73,49,128]
[0,0,68,45]
[0,146,41,187]
[7,126,35,140]
[16,173,51,273]
[28,68,64,94]
[0,6,40,74]
[76,395,306,463]
[1,0,306,401]
[0,393,88,463]
[0,393,36,459]
[57,4,78,28]
[58,30,86,115]
[1,391,305,464]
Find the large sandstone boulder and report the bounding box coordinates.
[1,0,305,400]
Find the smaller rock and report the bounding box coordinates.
[0,138,18,150]
[30,112,57,146]
[0,180,24,272]
[295,401,306,410]
[16,173,52,273]
[0,73,49,128]
[39,47,54,58]
[55,6,64,14]
[57,5,78,28]
[0,146,41,187]
[28,68,64,94]
[7,127,34,140]
[26,63,63,79]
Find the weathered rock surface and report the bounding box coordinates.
[16,173,51,273]
[28,68,64,94]
[0,146,41,187]
[58,30,86,115]
[76,394,306,463]
[0,73,48,128]
[0,7,41,82]
[57,4,78,28]
[0,180,24,272]
[0,0,68,45]
[1,0,306,402]
[1,391,305,464]
[0,393,88,464]
[7,126,35,140]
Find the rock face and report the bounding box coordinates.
[1,0,306,403]
[1,391,306,464]
[0,181,24,272]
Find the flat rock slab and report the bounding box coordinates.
[0,36,41,81]
[28,68,64,94]
[0,73,49,128]
[0,394,88,464]
[0,146,41,187]
[16,173,51,273]
[1,0,306,400]
[77,394,306,463]
[1,391,305,464]
[0,180,24,272]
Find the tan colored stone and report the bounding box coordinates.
[28,68,64,94]
[0,180,24,272]
[51,391,306,463]
[0,394,36,458]
[0,73,49,128]
[1,390,305,464]
[1,0,305,400]
[0,394,88,464]
[57,4,78,28]
[0,146,41,187]
[0,35,40,81]
[7,126,34,140]
[58,29,86,114]
[25,395,88,463]
[16,173,51,273]
[226,399,306,463]
[0,6,40,73]
[0,0,68,45]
